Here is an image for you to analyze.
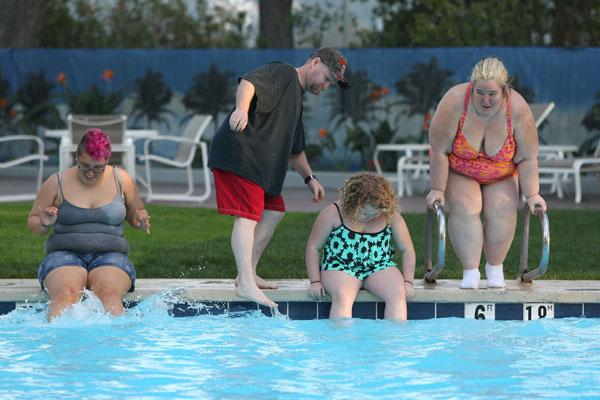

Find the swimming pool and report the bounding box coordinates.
[1,293,599,399]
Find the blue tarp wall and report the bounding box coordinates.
[1,48,599,170]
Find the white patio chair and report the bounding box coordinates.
[373,143,430,197]
[396,151,430,197]
[138,114,213,203]
[538,139,600,203]
[530,102,599,201]
[0,135,48,202]
[538,144,579,195]
[61,114,135,177]
[528,102,564,194]
[529,102,555,129]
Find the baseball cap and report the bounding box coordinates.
[310,47,350,89]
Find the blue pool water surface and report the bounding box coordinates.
[1,293,599,399]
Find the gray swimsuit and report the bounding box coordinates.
[38,167,136,291]
[45,167,130,255]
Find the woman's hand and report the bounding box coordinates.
[526,193,547,216]
[132,209,151,234]
[426,189,445,209]
[308,281,325,300]
[38,205,58,227]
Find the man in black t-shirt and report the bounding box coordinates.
[208,47,349,311]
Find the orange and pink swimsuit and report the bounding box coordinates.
[448,83,517,184]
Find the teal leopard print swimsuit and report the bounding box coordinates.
[321,203,397,280]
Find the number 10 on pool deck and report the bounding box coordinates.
[464,303,495,319]
[523,303,554,320]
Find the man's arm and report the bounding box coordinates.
[290,151,324,202]
[229,79,255,132]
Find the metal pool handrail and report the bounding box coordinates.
[424,201,446,283]
[519,205,550,282]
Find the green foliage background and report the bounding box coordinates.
[361,0,600,47]
[39,0,249,48]
[36,0,600,49]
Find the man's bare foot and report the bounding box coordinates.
[255,276,278,289]
[236,280,278,312]
[235,275,279,289]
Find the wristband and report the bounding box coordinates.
[304,174,317,185]
[431,188,445,192]
[310,280,321,284]
[404,280,414,285]
[526,193,539,199]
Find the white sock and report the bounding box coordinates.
[460,269,480,289]
[486,262,505,288]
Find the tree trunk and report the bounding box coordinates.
[0,0,48,47]
[257,0,293,48]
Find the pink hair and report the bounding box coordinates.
[83,128,112,161]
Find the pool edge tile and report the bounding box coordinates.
[0,301,16,315]
[288,302,317,320]
[353,302,377,319]
[554,303,583,318]
[408,302,435,320]
[436,303,464,318]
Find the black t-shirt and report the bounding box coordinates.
[208,62,305,196]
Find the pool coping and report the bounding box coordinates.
[2,278,600,303]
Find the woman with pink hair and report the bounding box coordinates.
[28,128,151,320]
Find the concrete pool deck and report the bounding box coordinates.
[3,279,600,320]
[3,278,600,303]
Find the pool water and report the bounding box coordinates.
[1,292,599,399]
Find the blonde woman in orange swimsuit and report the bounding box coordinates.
[426,56,547,290]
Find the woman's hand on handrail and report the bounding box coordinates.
[525,193,547,216]
[426,189,445,209]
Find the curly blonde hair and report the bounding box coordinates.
[339,172,399,223]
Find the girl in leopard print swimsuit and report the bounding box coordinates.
[306,173,416,320]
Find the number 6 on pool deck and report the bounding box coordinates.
[523,303,554,320]
[464,303,495,320]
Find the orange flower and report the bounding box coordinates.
[102,69,114,81]
[319,128,329,137]
[56,72,66,85]
[8,109,16,119]
[380,87,390,96]
[421,111,432,130]
[0,98,7,108]
[368,90,381,102]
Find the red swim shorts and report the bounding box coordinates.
[212,169,285,222]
